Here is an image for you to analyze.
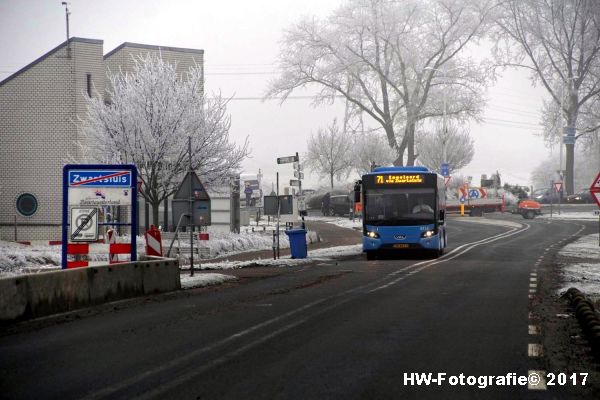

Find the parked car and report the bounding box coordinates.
[566,189,594,204]
[329,195,351,216]
[531,188,563,204]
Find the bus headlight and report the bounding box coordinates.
[421,230,436,238]
[366,231,380,239]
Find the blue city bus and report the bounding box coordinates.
[355,166,447,260]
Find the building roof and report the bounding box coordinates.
[0,37,103,87]
[0,38,204,88]
[104,42,204,60]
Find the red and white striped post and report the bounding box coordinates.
[145,225,163,257]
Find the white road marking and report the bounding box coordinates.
[528,370,547,390]
[528,325,540,335]
[528,343,543,357]
[369,223,531,293]
[529,283,537,288]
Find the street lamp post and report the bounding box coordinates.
[424,66,461,174]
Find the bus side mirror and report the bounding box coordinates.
[439,210,445,221]
[353,180,362,203]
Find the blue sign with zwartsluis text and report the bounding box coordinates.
[68,170,132,187]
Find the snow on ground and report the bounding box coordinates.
[305,216,362,230]
[0,228,318,277]
[0,241,61,277]
[539,211,598,221]
[180,273,237,289]
[199,244,362,270]
[558,233,600,298]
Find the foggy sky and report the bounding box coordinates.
[0,0,552,190]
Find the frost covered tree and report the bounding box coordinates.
[78,53,249,225]
[351,131,396,176]
[416,122,475,174]
[493,0,600,194]
[305,119,353,188]
[267,0,493,166]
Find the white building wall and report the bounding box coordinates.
[0,38,104,240]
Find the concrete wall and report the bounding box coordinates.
[0,257,180,322]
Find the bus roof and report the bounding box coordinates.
[367,166,432,175]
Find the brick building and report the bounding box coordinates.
[0,38,204,240]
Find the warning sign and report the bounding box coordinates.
[70,207,99,242]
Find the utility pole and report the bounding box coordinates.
[188,136,194,276]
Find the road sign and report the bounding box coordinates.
[290,179,300,187]
[554,181,563,193]
[469,189,480,199]
[68,170,132,187]
[589,171,600,208]
[590,171,600,191]
[441,163,450,177]
[277,155,298,164]
[444,176,451,186]
[70,207,99,242]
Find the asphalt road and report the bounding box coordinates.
[0,214,597,399]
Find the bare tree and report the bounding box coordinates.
[416,122,475,174]
[305,119,353,188]
[493,0,600,194]
[267,0,493,166]
[351,130,396,176]
[78,53,249,225]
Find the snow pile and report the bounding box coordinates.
[180,273,237,289]
[559,234,600,297]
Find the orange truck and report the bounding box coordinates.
[511,199,542,219]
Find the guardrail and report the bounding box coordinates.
[0,257,180,322]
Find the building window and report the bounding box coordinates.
[16,193,38,217]
[86,73,92,97]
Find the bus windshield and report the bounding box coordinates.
[364,188,436,226]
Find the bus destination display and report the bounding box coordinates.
[375,174,424,184]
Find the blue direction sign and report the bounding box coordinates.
[68,170,132,187]
[441,163,450,177]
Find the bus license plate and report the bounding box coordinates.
[393,244,409,249]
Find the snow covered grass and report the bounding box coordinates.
[559,234,600,298]
[0,241,61,277]
[180,273,237,289]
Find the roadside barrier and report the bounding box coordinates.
[66,242,131,268]
[0,257,180,322]
[145,225,163,257]
[564,287,600,359]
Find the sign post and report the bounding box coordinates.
[62,164,137,268]
[554,181,563,215]
[589,172,600,247]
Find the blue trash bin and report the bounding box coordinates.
[285,228,307,259]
